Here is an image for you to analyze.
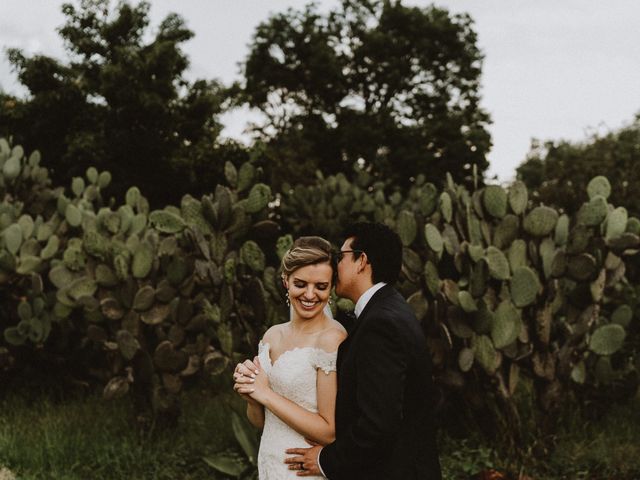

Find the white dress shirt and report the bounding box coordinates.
[317,282,387,477]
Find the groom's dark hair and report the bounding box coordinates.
[342,222,402,284]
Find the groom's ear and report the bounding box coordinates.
[357,252,368,272]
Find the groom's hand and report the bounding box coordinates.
[284,445,322,476]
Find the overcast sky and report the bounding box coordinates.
[1,0,639,182]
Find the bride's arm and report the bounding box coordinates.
[237,356,265,428]
[249,328,346,446]
[235,359,265,428]
[236,325,283,428]
[246,396,265,428]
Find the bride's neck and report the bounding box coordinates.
[289,314,327,334]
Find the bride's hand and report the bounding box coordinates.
[233,358,261,405]
[247,358,272,405]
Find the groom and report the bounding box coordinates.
[285,222,441,479]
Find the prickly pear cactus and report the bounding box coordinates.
[1,135,637,446]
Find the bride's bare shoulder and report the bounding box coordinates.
[316,321,347,352]
[261,322,289,345]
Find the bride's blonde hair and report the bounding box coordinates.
[281,236,334,279]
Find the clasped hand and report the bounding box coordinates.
[233,357,270,404]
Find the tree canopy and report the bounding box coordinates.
[517,114,640,216]
[240,0,492,189]
[0,0,241,206]
[1,0,492,199]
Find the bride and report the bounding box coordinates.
[233,236,347,479]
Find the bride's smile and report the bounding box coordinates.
[285,262,333,322]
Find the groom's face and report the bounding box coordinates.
[335,238,359,300]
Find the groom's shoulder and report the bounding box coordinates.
[375,287,414,315]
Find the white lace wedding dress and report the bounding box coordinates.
[257,341,337,479]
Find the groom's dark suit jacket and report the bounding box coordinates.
[319,285,441,479]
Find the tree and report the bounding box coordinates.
[240,0,491,190]
[0,0,241,206]
[517,115,640,216]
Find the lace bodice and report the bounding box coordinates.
[257,342,337,479]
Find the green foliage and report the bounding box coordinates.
[0,138,280,430]
[517,115,640,217]
[0,0,238,207]
[0,136,638,460]
[0,392,237,480]
[241,0,491,189]
[203,411,259,479]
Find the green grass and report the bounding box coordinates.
[541,396,640,480]
[0,390,237,480]
[1,389,639,479]
[438,395,640,480]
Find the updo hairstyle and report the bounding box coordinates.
[280,236,335,280]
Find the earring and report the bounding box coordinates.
[328,298,333,306]
[285,292,290,307]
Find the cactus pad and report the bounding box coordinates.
[132,241,154,279]
[567,253,597,281]
[276,235,293,261]
[424,224,443,253]
[397,210,417,246]
[418,183,438,216]
[539,238,555,279]
[18,215,34,239]
[485,246,510,280]
[625,217,640,235]
[86,167,98,184]
[508,181,528,215]
[224,161,238,187]
[133,285,155,311]
[149,210,186,234]
[65,204,82,227]
[491,300,522,348]
[458,290,477,312]
[245,183,271,213]
[523,206,559,237]
[510,266,540,307]
[71,177,85,197]
[458,347,475,372]
[473,335,499,374]
[493,214,519,250]
[587,175,611,200]
[611,304,633,327]
[506,242,528,275]
[440,192,453,223]
[468,244,484,263]
[483,185,507,218]
[2,153,21,181]
[577,195,608,226]
[67,277,98,301]
[237,162,256,192]
[424,261,441,296]
[240,241,266,272]
[3,223,23,254]
[588,324,625,355]
[154,340,188,373]
[141,303,171,325]
[117,330,140,361]
[605,207,628,240]
[41,235,60,260]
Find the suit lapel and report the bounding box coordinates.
[349,284,395,338]
[337,285,396,368]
